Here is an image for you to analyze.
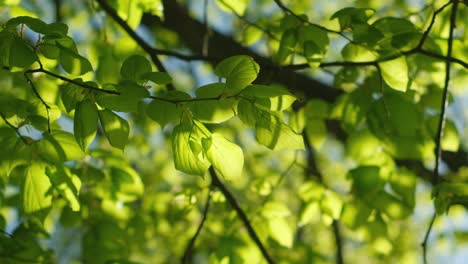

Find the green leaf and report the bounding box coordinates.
[61,79,86,113]
[428,117,460,152]
[99,109,130,150]
[57,42,92,75]
[389,169,416,209]
[237,98,258,126]
[37,131,86,163]
[268,217,294,248]
[303,40,323,68]
[243,25,263,45]
[120,55,152,82]
[96,54,120,84]
[172,123,210,176]
[0,31,14,66]
[146,91,191,127]
[110,165,144,202]
[378,57,409,92]
[341,43,377,62]
[305,119,327,149]
[214,55,260,91]
[6,16,68,36]
[243,84,296,111]
[74,99,98,151]
[348,166,383,196]
[141,71,172,85]
[215,0,248,15]
[276,29,297,64]
[255,112,304,150]
[202,133,243,180]
[97,82,150,112]
[369,190,412,219]
[330,7,375,30]
[298,24,329,53]
[22,162,52,213]
[9,36,37,68]
[190,83,237,123]
[46,166,81,211]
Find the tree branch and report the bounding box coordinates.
[181,188,212,263]
[209,167,275,264]
[302,130,344,264]
[421,213,437,264]
[95,0,176,90]
[432,0,458,185]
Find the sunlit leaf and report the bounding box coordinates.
[202,133,243,180]
[378,57,409,92]
[172,123,210,176]
[99,109,130,150]
[190,83,237,123]
[214,55,260,91]
[22,162,52,213]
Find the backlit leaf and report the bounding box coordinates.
[74,99,98,151]
[22,162,52,213]
[202,133,243,180]
[172,123,210,176]
[214,55,260,91]
[99,109,130,150]
[378,57,409,92]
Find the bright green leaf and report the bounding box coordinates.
[378,57,409,92]
[202,133,243,180]
[214,55,260,91]
[255,112,304,150]
[190,83,237,123]
[22,162,52,213]
[172,123,210,176]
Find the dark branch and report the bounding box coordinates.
[209,167,275,264]
[181,188,212,263]
[302,130,344,264]
[332,220,344,264]
[95,0,176,90]
[433,0,458,185]
[421,213,437,264]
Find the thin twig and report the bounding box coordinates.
[23,73,51,133]
[95,0,176,90]
[422,1,457,262]
[0,112,29,144]
[209,167,275,264]
[272,0,352,41]
[218,0,278,41]
[302,129,344,264]
[54,0,62,22]
[416,0,452,50]
[422,213,437,264]
[181,188,212,263]
[332,220,344,264]
[432,0,459,185]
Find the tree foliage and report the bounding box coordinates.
[0,0,467,263]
